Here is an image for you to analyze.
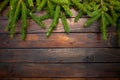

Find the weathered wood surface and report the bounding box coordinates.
[0,48,120,63]
[0,63,120,78]
[0,33,118,48]
[0,78,120,80]
[0,9,120,79]
[21,78,120,80]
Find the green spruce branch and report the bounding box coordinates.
[0,0,120,46]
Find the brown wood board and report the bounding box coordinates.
[0,78,120,80]
[0,48,120,63]
[0,33,118,48]
[0,63,120,78]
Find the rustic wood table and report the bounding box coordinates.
[0,10,120,80]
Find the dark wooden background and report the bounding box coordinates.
[0,9,120,80]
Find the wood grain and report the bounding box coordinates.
[0,78,120,80]
[0,19,116,33]
[0,78,20,80]
[0,48,120,63]
[0,33,118,48]
[21,78,120,80]
[0,63,120,78]
[86,78,120,80]
[0,9,120,79]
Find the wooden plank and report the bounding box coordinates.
[21,78,85,80]
[0,78,20,80]
[0,78,120,80]
[86,78,120,80]
[0,33,118,48]
[21,78,120,80]
[0,18,116,33]
[0,63,120,78]
[0,48,120,63]
[0,78,85,80]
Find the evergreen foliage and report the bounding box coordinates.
[0,0,120,46]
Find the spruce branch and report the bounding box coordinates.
[4,0,37,40]
[36,0,73,37]
[0,0,9,14]
[0,0,120,46]
[21,1,28,40]
[46,5,61,37]
[82,0,120,41]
